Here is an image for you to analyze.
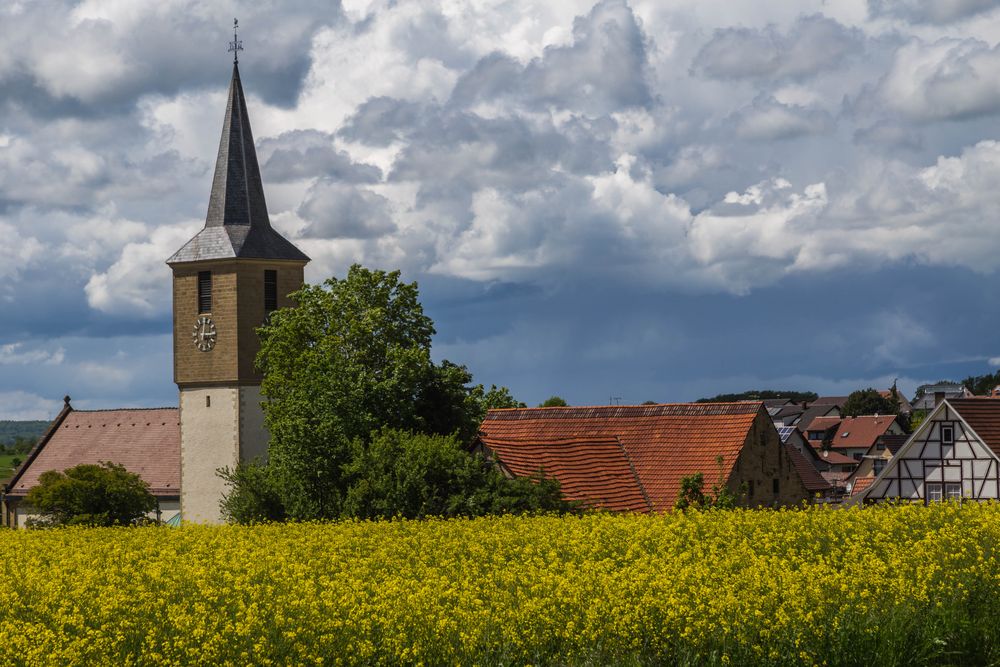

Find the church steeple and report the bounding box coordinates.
[167,61,308,264]
[168,33,310,523]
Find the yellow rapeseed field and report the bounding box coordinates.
[1,503,999,666]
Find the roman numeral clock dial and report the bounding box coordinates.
[192,316,217,352]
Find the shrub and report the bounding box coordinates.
[24,462,157,527]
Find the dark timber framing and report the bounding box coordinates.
[853,401,1000,505]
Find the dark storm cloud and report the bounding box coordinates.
[7,0,1000,415]
[260,130,382,183]
[427,265,999,406]
[387,108,613,188]
[868,0,1000,23]
[0,2,344,115]
[338,97,427,147]
[451,0,651,115]
[298,180,396,239]
[692,14,864,81]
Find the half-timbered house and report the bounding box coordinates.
[851,399,1000,505]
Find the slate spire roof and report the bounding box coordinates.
[168,63,309,264]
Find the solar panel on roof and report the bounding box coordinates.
[777,426,796,442]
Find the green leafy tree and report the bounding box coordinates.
[910,410,928,431]
[960,372,1000,396]
[342,428,573,519]
[842,388,898,417]
[674,456,742,511]
[538,396,568,407]
[219,462,286,524]
[24,462,157,527]
[248,264,554,521]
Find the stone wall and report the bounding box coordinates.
[729,413,812,507]
[173,259,305,386]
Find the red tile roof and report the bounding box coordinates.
[6,406,180,497]
[850,476,875,496]
[832,416,900,448]
[480,403,762,511]
[811,447,859,466]
[804,416,898,449]
[480,436,650,512]
[784,443,832,494]
[949,399,1000,458]
[804,416,841,433]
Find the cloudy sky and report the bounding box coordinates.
[2,0,1000,418]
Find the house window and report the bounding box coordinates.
[874,458,886,475]
[941,425,954,445]
[772,478,779,495]
[927,483,943,503]
[198,271,212,313]
[264,270,278,314]
[876,441,886,452]
[747,480,754,498]
[808,431,822,441]
[945,483,962,500]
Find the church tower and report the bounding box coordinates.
[167,52,309,523]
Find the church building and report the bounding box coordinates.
[2,48,308,526]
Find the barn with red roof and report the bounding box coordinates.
[477,402,817,511]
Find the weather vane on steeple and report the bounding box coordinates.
[228,18,243,64]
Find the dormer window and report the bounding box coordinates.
[198,271,212,313]
[264,270,277,314]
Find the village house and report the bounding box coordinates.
[845,433,909,497]
[802,415,905,461]
[910,384,973,411]
[771,401,841,429]
[1,398,180,528]
[851,398,1000,505]
[476,402,819,511]
[777,426,834,498]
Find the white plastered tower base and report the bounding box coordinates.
[179,385,268,524]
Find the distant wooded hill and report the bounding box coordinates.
[0,420,48,446]
[696,390,818,403]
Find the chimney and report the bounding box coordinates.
[934,391,946,407]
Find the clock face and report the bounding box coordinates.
[192,316,217,352]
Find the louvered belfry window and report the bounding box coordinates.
[198,271,212,313]
[264,270,278,314]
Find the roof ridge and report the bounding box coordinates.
[71,407,179,413]
[485,403,763,420]
[489,401,762,411]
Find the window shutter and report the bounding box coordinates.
[264,270,278,313]
[198,271,212,313]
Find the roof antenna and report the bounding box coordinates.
[228,18,243,64]
[610,395,622,406]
